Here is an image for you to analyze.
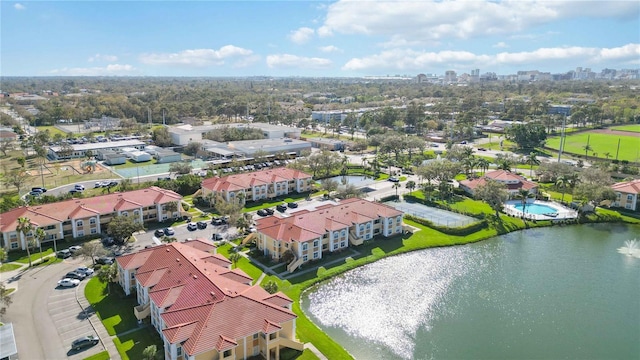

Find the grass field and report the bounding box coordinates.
[611,124,640,133]
[36,126,69,137]
[546,131,639,162]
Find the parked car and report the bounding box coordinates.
[164,227,175,236]
[211,218,224,226]
[71,336,99,351]
[74,184,85,191]
[257,209,268,217]
[69,189,81,194]
[477,147,487,151]
[95,256,114,265]
[154,229,165,237]
[264,208,275,215]
[287,202,298,208]
[57,249,71,258]
[57,278,80,288]
[187,223,198,231]
[388,177,400,182]
[107,181,118,187]
[76,267,94,276]
[64,271,86,280]
[196,221,208,229]
[29,191,42,197]
[276,204,287,212]
[31,187,47,193]
[213,233,224,241]
[102,237,115,246]
[247,226,257,233]
[68,245,82,253]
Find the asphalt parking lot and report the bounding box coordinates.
[135,221,235,244]
[48,277,104,359]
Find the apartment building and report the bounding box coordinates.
[116,240,302,360]
[0,186,182,251]
[255,198,404,272]
[201,168,313,203]
[611,179,640,211]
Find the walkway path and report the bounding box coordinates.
[76,280,122,360]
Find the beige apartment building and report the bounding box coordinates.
[611,179,640,211]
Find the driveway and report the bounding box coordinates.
[3,256,104,360]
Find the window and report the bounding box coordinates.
[10,242,18,249]
[628,195,634,201]
[626,203,632,209]
[359,225,364,232]
[134,210,140,217]
[89,218,96,225]
[176,346,182,356]
[313,251,319,259]
[78,230,84,237]
[122,211,128,217]
[341,240,347,247]
[366,223,371,229]
[333,243,338,250]
[302,243,308,251]
[374,219,380,224]
[76,220,83,227]
[253,333,259,340]
[333,231,339,239]
[397,216,402,222]
[303,255,308,262]
[46,225,56,230]
[90,228,97,234]
[223,349,232,357]
[341,229,346,237]
[313,239,319,247]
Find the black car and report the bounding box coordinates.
[31,187,47,193]
[257,209,268,217]
[102,237,115,246]
[107,181,118,187]
[71,336,99,351]
[154,229,165,237]
[276,204,287,212]
[287,202,298,208]
[196,221,208,229]
[95,256,115,265]
[64,271,86,280]
[212,233,224,241]
[264,208,275,215]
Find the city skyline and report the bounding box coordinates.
[1,0,639,77]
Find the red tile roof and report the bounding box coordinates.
[460,170,538,192]
[0,186,181,233]
[202,167,312,193]
[611,179,640,195]
[118,242,296,357]
[256,198,403,243]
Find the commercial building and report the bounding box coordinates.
[0,187,182,251]
[459,170,539,197]
[307,137,345,151]
[116,240,302,360]
[155,149,182,164]
[97,150,127,165]
[201,168,313,203]
[227,138,311,157]
[611,179,640,211]
[47,139,145,160]
[255,199,404,272]
[168,123,301,146]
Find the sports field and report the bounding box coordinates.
[546,129,639,162]
[611,124,640,133]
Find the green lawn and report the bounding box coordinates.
[112,159,159,169]
[82,351,110,360]
[0,263,22,272]
[13,248,54,264]
[113,328,164,360]
[36,126,68,137]
[84,277,139,336]
[242,192,317,212]
[546,131,639,162]
[611,124,640,133]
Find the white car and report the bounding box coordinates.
[74,184,85,191]
[58,278,80,287]
[76,267,94,276]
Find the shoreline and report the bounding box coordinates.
[283,211,640,359]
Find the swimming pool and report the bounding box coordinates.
[513,203,558,215]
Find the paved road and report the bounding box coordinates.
[3,256,104,360]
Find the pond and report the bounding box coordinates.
[323,175,378,188]
[302,224,640,359]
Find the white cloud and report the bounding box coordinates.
[289,27,315,44]
[319,0,639,44]
[88,53,118,62]
[266,54,332,69]
[493,42,508,49]
[318,45,341,53]
[14,3,25,10]
[342,44,640,71]
[49,64,135,76]
[139,45,254,67]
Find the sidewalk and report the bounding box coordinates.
[76,280,122,360]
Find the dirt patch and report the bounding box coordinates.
[587,128,640,138]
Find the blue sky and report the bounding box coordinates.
[2,1,639,77]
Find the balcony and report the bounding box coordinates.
[134,303,150,320]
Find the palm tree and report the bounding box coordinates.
[405,180,416,195]
[477,158,490,176]
[34,228,46,264]
[517,189,532,217]
[603,152,611,161]
[583,144,593,162]
[555,175,568,203]
[392,182,401,201]
[16,217,34,267]
[228,252,241,269]
[525,152,540,178]
[422,183,436,201]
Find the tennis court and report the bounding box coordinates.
[385,200,477,227]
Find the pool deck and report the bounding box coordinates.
[504,200,578,221]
